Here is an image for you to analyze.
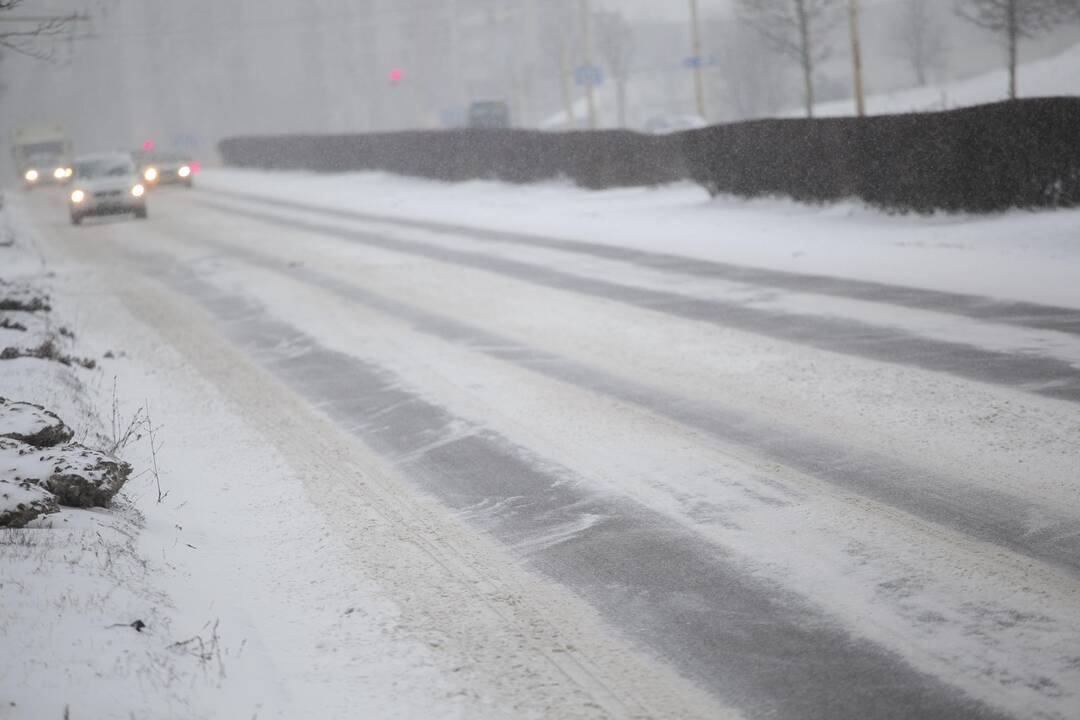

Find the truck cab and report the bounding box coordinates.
[11,124,73,188]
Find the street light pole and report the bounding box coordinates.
[689,0,706,119]
[580,0,597,130]
[848,0,866,117]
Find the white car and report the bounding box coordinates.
[68,153,147,225]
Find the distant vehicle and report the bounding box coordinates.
[11,123,73,188]
[133,149,196,188]
[67,153,147,225]
[643,114,709,135]
[467,101,512,129]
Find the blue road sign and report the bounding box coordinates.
[575,65,604,87]
[684,55,722,69]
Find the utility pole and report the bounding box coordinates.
[848,0,866,117]
[580,0,597,130]
[559,39,576,128]
[689,0,706,119]
[448,0,465,109]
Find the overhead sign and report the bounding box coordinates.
[574,65,604,87]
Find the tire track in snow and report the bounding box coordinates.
[149,261,1007,720]
[139,218,1080,580]
[194,198,1080,404]
[205,187,1080,337]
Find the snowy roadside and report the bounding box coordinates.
[196,168,1080,310]
[0,207,207,718]
[0,200,471,719]
[0,202,405,719]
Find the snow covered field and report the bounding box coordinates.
[2,170,1079,719]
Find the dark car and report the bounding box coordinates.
[133,150,196,188]
[467,101,512,129]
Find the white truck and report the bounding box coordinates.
[11,123,73,188]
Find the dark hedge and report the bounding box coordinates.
[218,128,687,190]
[219,98,1080,213]
[681,97,1080,213]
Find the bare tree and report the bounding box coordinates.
[539,4,582,127]
[593,10,635,128]
[711,18,787,120]
[893,0,947,86]
[954,0,1070,99]
[737,0,843,118]
[0,0,80,61]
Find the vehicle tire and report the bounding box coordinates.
[70,213,82,226]
[134,206,148,220]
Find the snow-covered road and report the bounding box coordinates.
[12,178,1080,720]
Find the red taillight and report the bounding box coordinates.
[189,160,201,173]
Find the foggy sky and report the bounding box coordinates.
[1,0,1078,179]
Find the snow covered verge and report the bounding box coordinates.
[0,281,130,528]
[0,209,197,718]
[196,168,1080,310]
[0,204,451,720]
[812,42,1080,118]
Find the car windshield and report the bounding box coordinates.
[74,159,133,179]
[23,141,64,156]
[26,154,60,167]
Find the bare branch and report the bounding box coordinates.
[737,0,843,117]
[0,4,79,62]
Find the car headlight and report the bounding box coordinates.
[25,169,39,182]
[53,167,66,180]
[144,167,159,182]
[64,168,73,178]
[131,184,145,198]
[70,189,86,204]
[178,165,191,178]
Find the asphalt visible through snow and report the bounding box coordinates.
[23,187,1080,720]
[198,198,1080,403]
[209,187,1080,338]
[153,265,1006,720]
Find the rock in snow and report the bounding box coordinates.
[0,400,131,526]
[0,397,75,448]
[0,477,58,528]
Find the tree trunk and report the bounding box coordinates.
[617,78,627,128]
[796,0,814,117]
[914,55,927,86]
[559,40,576,127]
[1007,0,1018,100]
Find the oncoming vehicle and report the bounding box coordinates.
[11,123,73,188]
[467,100,512,129]
[67,153,148,225]
[134,149,196,188]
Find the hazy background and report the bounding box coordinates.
[2,0,1079,174]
